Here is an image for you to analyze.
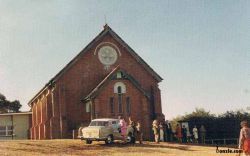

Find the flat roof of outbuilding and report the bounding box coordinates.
[0,112,32,116]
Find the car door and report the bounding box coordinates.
[111,120,122,139]
[100,121,113,138]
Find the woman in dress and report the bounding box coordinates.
[192,125,198,143]
[119,117,127,143]
[239,120,250,156]
[152,120,159,143]
[176,124,182,143]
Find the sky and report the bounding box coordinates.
[0,0,249,119]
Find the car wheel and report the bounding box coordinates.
[86,139,92,144]
[105,135,113,144]
[127,134,132,143]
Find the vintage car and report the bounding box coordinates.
[78,118,135,144]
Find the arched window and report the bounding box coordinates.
[114,82,126,94]
[118,94,122,113]
[114,82,126,113]
[126,97,131,115]
[109,97,114,113]
[117,86,122,94]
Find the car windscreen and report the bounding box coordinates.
[89,121,109,126]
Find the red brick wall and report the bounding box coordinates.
[92,79,152,139]
[30,32,163,140]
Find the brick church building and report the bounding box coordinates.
[28,25,164,140]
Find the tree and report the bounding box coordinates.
[0,93,22,113]
[182,107,215,120]
[0,93,6,101]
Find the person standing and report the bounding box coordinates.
[152,120,159,143]
[136,121,143,144]
[199,125,206,144]
[192,125,199,143]
[159,122,164,142]
[168,123,174,142]
[165,121,169,141]
[119,116,127,143]
[118,116,122,133]
[182,125,187,143]
[176,124,182,143]
[128,117,136,138]
[239,120,250,156]
[186,128,192,143]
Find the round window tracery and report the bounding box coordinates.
[98,46,118,66]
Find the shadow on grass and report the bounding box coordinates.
[98,142,196,151]
[65,141,196,152]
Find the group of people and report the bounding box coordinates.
[116,116,250,156]
[152,120,165,143]
[119,117,208,144]
[118,116,143,144]
[118,117,165,144]
[175,124,206,144]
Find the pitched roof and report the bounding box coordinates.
[82,67,150,102]
[83,65,120,101]
[28,25,162,105]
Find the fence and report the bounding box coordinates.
[205,138,238,145]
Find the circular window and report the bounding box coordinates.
[98,46,118,66]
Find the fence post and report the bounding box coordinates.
[223,139,226,145]
[72,130,75,139]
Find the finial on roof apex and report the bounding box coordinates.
[103,24,109,30]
